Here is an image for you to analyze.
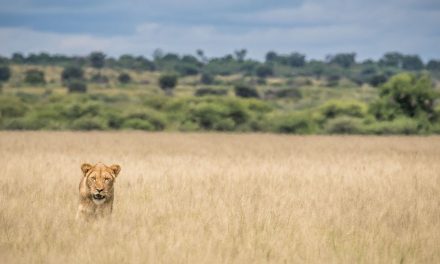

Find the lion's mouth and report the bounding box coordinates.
[92,194,106,200]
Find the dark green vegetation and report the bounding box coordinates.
[0,50,439,134]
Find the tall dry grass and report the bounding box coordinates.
[0,132,439,263]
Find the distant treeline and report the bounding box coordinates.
[1,50,440,85]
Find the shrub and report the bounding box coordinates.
[190,103,234,131]
[270,112,318,134]
[24,69,46,85]
[194,87,227,97]
[368,74,387,87]
[71,116,107,130]
[122,119,155,130]
[2,118,35,130]
[365,117,420,135]
[369,72,437,121]
[265,88,302,99]
[324,116,365,134]
[159,74,178,95]
[234,85,259,98]
[326,74,340,87]
[67,80,87,93]
[90,74,109,83]
[176,63,199,76]
[61,101,102,119]
[255,65,273,78]
[89,51,106,69]
[172,98,251,131]
[61,66,84,83]
[0,66,11,82]
[124,109,167,131]
[0,97,27,117]
[320,100,368,119]
[105,112,125,129]
[118,73,131,84]
[200,72,214,85]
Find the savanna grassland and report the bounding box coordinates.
[0,132,439,263]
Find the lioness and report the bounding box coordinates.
[76,162,121,221]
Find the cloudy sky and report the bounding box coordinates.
[0,0,439,61]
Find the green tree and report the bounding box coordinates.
[327,53,356,68]
[61,66,84,83]
[370,72,437,121]
[0,66,11,82]
[11,53,25,64]
[287,52,306,67]
[379,52,404,68]
[159,74,178,95]
[427,60,440,71]
[89,51,106,69]
[118,73,131,84]
[234,85,259,98]
[265,51,278,63]
[256,65,273,78]
[67,80,87,93]
[24,69,46,85]
[234,49,247,62]
[402,55,424,71]
[200,72,214,85]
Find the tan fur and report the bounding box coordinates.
[76,162,121,221]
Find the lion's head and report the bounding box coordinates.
[81,162,121,205]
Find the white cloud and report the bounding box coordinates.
[0,17,438,61]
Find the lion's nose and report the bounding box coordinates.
[96,188,104,193]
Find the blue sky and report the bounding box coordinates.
[0,0,439,61]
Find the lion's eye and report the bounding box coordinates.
[91,177,96,181]
[105,178,110,183]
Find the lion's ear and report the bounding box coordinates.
[110,164,121,177]
[81,163,93,176]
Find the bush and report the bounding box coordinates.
[0,97,27,117]
[0,66,11,82]
[369,72,437,121]
[169,98,251,131]
[61,66,84,83]
[118,73,131,84]
[365,117,421,134]
[200,72,214,85]
[159,74,178,95]
[67,80,87,93]
[61,101,102,119]
[326,74,341,87]
[265,88,302,99]
[122,119,155,130]
[194,87,227,97]
[176,63,199,76]
[124,109,167,131]
[234,85,259,98]
[24,69,46,85]
[2,115,57,130]
[89,51,106,69]
[324,116,364,134]
[270,112,318,134]
[90,74,109,83]
[368,74,387,87]
[319,100,368,119]
[71,116,107,130]
[255,65,273,78]
[190,103,235,131]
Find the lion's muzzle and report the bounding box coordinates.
[93,193,106,200]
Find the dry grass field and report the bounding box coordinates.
[0,132,439,263]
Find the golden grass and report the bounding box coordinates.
[0,132,439,263]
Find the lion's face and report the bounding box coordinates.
[81,163,121,205]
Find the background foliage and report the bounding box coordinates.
[0,50,439,134]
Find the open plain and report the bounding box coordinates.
[0,132,439,263]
